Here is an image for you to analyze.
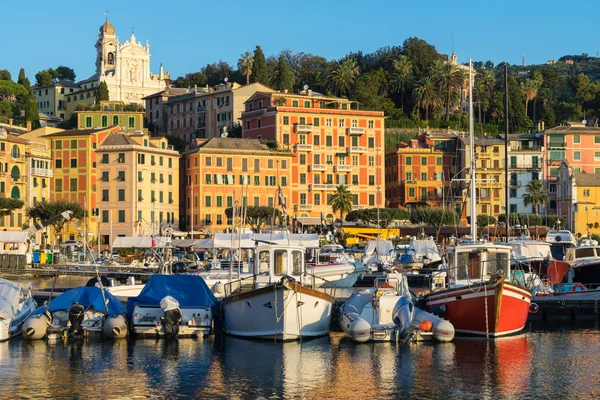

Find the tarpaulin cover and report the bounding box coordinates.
[112,236,169,248]
[410,240,442,262]
[40,286,126,315]
[0,231,29,243]
[363,240,394,257]
[0,278,23,319]
[127,275,218,320]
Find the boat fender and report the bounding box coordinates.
[340,312,372,343]
[103,314,128,339]
[418,320,433,332]
[214,282,225,296]
[529,303,539,314]
[22,313,51,340]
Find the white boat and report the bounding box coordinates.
[564,239,600,288]
[546,230,577,261]
[221,244,336,341]
[0,278,37,341]
[339,276,454,343]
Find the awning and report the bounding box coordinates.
[171,239,199,248]
[296,217,322,226]
[111,236,169,248]
[0,231,29,244]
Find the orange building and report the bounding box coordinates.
[182,138,292,234]
[241,90,385,224]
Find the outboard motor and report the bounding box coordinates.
[68,302,85,339]
[160,296,182,338]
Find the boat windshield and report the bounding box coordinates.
[274,250,288,276]
[455,250,509,280]
[292,251,302,275]
[575,248,597,259]
[258,250,270,274]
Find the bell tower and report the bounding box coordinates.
[96,15,118,75]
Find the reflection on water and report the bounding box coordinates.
[1,331,599,399]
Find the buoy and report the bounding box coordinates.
[418,320,433,332]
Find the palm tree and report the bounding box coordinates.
[523,180,548,216]
[521,78,541,121]
[389,56,413,112]
[437,63,466,121]
[237,51,254,85]
[412,76,440,121]
[330,185,353,225]
[328,58,359,97]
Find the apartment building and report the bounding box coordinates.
[506,133,544,214]
[557,163,600,236]
[33,80,79,121]
[0,130,29,230]
[74,101,145,132]
[241,90,385,224]
[142,87,188,134]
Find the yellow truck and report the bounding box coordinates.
[341,227,401,247]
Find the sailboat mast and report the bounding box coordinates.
[469,58,476,240]
[504,65,510,242]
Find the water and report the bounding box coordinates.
[1,330,599,399]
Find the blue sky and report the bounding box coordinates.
[1,0,596,82]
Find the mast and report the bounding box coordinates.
[504,65,510,242]
[469,58,476,240]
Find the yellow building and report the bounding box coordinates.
[75,101,145,132]
[557,164,600,236]
[459,135,506,220]
[33,80,80,122]
[0,129,29,230]
[183,138,292,234]
[95,133,180,245]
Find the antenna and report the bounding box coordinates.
[522,53,525,66]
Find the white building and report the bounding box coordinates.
[507,133,545,214]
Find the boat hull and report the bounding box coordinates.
[131,306,212,338]
[222,281,334,341]
[423,278,531,337]
[0,298,37,342]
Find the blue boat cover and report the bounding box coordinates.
[127,275,218,320]
[37,287,126,316]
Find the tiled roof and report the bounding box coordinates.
[459,134,505,145]
[545,125,600,134]
[98,134,136,146]
[142,87,188,100]
[42,127,110,137]
[573,173,600,187]
[198,137,270,151]
[0,133,29,144]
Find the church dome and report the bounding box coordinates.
[100,19,115,35]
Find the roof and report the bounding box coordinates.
[196,137,270,151]
[545,124,600,134]
[33,80,79,90]
[573,173,600,187]
[98,133,137,147]
[459,134,505,146]
[38,113,62,122]
[0,132,29,144]
[0,123,28,135]
[141,87,188,100]
[42,127,111,137]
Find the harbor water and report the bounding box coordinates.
[1,328,599,399]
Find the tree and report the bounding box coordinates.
[238,51,255,85]
[330,185,353,225]
[54,66,76,81]
[523,180,548,216]
[96,81,109,103]
[25,98,40,129]
[328,58,359,97]
[389,55,413,111]
[409,206,459,240]
[437,62,466,121]
[270,55,295,92]
[521,77,542,120]
[412,76,439,120]
[0,80,28,102]
[26,200,84,236]
[476,214,497,229]
[0,198,24,217]
[351,69,395,111]
[251,45,269,84]
[35,70,54,86]
[0,70,11,81]
[402,37,442,75]
[17,68,31,90]
[224,206,281,233]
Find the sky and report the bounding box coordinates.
[1,0,597,83]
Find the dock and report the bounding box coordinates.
[531,296,600,323]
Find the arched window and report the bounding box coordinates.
[101,115,108,127]
[10,145,20,159]
[10,166,20,181]
[107,52,115,65]
[113,115,119,126]
[11,186,20,200]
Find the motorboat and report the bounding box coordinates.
[22,286,127,340]
[508,227,552,268]
[546,230,577,261]
[128,275,218,338]
[564,239,600,288]
[339,275,454,343]
[221,244,336,341]
[362,239,395,272]
[392,239,442,272]
[0,278,37,341]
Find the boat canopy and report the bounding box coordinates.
[0,231,29,244]
[363,239,394,257]
[127,275,218,320]
[41,286,126,315]
[191,233,320,250]
[0,278,24,319]
[410,239,441,261]
[111,236,169,248]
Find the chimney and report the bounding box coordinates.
[8,118,13,127]
[26,121,32,131]
[541,121,545,131]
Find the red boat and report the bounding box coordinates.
[422,242,532,337]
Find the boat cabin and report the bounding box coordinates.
[253,245,305,288]
[446,242,511,286]
[565,244,600,263]
[546,230,577,261]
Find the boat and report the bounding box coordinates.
[419,60,532,338]
[546,230,577,261]
[22,285,127,340]
[392,238,442,272]
[128,275,218,338]
[221,244,336,341]
[339,275,454,343]
[564,239,600,288]
[0,278,37,341]
[362,239,395,272]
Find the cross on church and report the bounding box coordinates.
[131,25,135,34]
[104,9,108,20]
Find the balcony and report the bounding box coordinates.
[295,124,313,133]
[308,183,338,191]
[295,144,313,152]
[297,204,313,211]
[346,146,366,153]
[309,164,327,171]
[10,155,25,163]
[347,127,365,136]
[334,165,352,172]
[352,205,366,210]
[197,105,206,113]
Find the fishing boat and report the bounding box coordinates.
[128,275,218,338]
[221,244,335,341]
[22,285,127,340]
[0,278,37,341]
[420,60,532,338]
[339,276,454,343]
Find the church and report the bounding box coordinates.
[94,17,170,104]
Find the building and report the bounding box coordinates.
[241,90,385,223]
[182,138,292,233]
[74,101,145,132]
[544,123,600,213]
[34,80,79,121]
[142,87,188,134]
[96,133,180,245]
[166,82,274,145]
[557,163,600,236]
[506,133,544,214]
[458,135,506,220]
[0,129,29,231]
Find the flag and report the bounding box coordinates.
[151,236,156,248]
[321,212,327,226]
[278,185,288,215]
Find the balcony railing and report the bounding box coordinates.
[308,183,339,191]
[297,204,313,211]
[309,164,327,171]
[352,205,366,210]
[295,144,313,152]
[346,146,366,153]
[347,127,365,135]
[295,124,313,133]
[30,168,53,177]
[334,165,352,172]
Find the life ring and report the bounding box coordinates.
[571,283,587,292]
[529,303,539,314]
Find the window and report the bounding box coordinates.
[227,158,233,171]
[257,119,262,128]
[129,117,135,128]
[313,118,320,127]
[595,136,600,144]
[299,117,306,125]
[254,159,260,172]
[326,136,332,146]
[510,156,517,168]
[299,154,306,165]
[254,176,260,185]
[510,188,517,198]
[227,196,233,208]
[102,210,109,223]
[532,156,539,168]
[421,172,427,180]
[118,210,125,223]
[421,157,427,166]
[573,135,581,144]
[300,193,306,205]
[55,179,62,192]
[549,151,565,160]
[583,189,591,197]
[70,179,77,191]
[216,196,223,208]
[326,118,332,127]
[205,196,212,207]
[292,100,298,107]
[70,159,77,168]
[300,173,306,185]
[406,172,412,180]
[118,189,125,201]
[574,151,581,161]
[339,136,345,147]
[368,137,375,148]
[283,116,289,125]
[118,153,125,163]
[595,152,600,161]
[117,171,125,181]
[368,120,374,129]
[368,175,375,186]
[113,115,119,125]
[368,156,375,166]
[217,157,223,167]
[314,135,320,146]
[101,171,109,182]
[406,156,412,165]
[85,117,92,128]
[338,119,345,128]
[102,190,109,201]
